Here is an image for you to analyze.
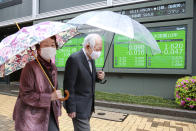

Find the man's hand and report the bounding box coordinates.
[97,71,105,80]
[68,112,76,118]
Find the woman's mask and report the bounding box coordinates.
[40,47,56,60]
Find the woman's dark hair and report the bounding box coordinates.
[35,35,58,50]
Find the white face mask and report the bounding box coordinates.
[40,47,56,60]
[90,49,101,60]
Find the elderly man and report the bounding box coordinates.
[63,33,105,131]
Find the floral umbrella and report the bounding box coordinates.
[0,21,78,101]
[0,21,78,77]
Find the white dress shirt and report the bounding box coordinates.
[82,48,92,73]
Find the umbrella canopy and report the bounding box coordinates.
[67,11,161,54]
[0,21,78,77]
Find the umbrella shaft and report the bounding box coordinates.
[102,33,115,71]
[102,10,123,71]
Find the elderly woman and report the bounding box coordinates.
[13,36,62,131]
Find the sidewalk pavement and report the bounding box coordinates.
[2,83,196,119]
[0,94,195,131]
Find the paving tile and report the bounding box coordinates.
[176,122,189,126]
[151,121,159,127]
[176,127,183,131]
[170,128,177,131]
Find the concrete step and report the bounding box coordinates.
[95,100,196,119]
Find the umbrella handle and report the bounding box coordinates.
[100,80,107,84]
[59,90,70,101]
[53,88,69,101]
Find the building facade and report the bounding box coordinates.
[0,0,195,98]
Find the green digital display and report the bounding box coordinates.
[113,25,186,69]
[55,35,104,68]
[114,36,146,68]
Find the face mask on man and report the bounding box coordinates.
[40,47,56,60]
[90,49,101,60]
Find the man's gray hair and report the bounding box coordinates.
[82,34,101,48]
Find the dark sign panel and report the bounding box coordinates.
[0,0,22,9]
[123,2,185,19]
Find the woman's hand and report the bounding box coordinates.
[56,90,63,99]
[51,90,63,101]
[51,91,58,101]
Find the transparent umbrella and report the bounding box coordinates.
[66,11,161,84]
[67,11,161,55]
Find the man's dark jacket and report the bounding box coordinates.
[63,50,101,119]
